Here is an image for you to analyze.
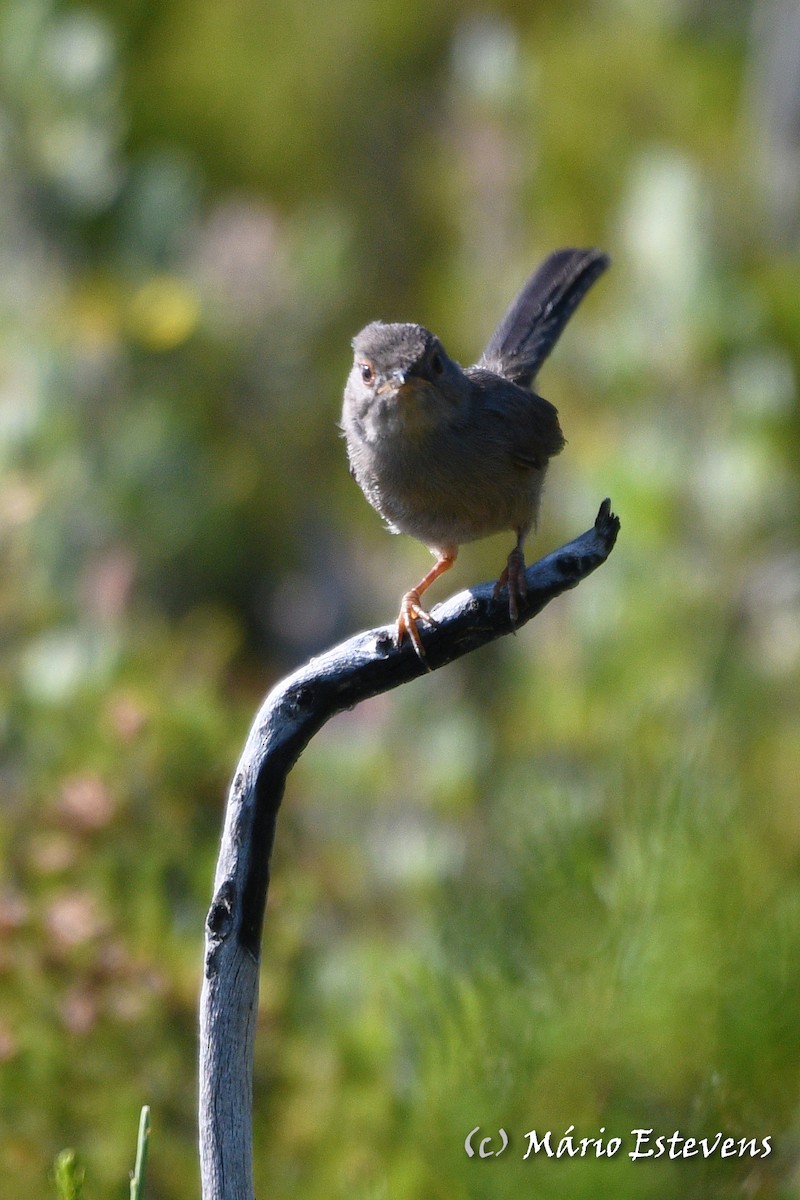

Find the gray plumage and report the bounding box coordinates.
[340,247,609,651]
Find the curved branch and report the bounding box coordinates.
[198,499,620,1200]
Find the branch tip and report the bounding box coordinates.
[595,497,620,545]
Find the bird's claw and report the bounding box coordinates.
[396,590,438,658]
[493,547,527,624]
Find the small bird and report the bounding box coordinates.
[341,247,610,656]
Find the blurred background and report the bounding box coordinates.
[1,0,800,1196]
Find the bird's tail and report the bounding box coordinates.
[479,247,610,388]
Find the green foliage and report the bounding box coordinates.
[52,1150,85,1200]
[2,0,799,1197]
[49,1106,149,1199]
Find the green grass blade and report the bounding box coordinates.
[129,1106,151,1200]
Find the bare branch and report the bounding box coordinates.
[199,499,620,1200]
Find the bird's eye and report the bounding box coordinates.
[359,362,374,385]
[430,350,444,376]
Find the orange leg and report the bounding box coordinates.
[397,549,457,657]
[493,529,528,624]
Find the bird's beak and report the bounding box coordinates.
[376,369,408,395]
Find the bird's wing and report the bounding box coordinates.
[477,248,609,388]
[465,370,565,471]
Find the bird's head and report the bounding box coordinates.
[346,322,466,437]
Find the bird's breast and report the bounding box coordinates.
[347,419,545,549]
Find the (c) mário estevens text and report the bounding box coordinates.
[464,1125,772,1161]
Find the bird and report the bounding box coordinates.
[341,247,610,656]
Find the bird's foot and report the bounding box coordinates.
[396,590,438,658]
[493,546,527,624]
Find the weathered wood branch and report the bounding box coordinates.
[198,499,620,1200]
